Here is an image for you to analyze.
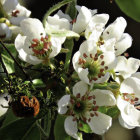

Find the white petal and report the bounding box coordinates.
[73,81,88,97]
[49,37,65,58]
[101,52,117,70]
[18,49,42,65]
[131,72,140,80]
[94,72,110,84]
[3,0,18,13]
[118,115,135,129]
[91,89,116,106]
[115,56,140,78]
[72,51,81,72]
[91,14,109,26]
[72,6,92,33]
[20,18,45,40]
[0,93,10,117]
[103,17,127,41]
[47,10,71,30]
[79,40,97,57]
[64,116,79,139]
[15,34,33,55]
[58,95,70,114]
[120,77,140,99]
[117,96,140,128]
[100,38,115,52]
[78,68,90,85]
[115,33,132,56]
[87,111,112,135]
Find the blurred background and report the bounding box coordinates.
[22,0,140,140]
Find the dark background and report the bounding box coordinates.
[22,0,140,140]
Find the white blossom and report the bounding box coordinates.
[72,39,117,85]
[117,73,140,129]
[0,93,10,117]
[114,56,140,79]
[58,81,116,139]
[1,0,31,26]
[15,18,66,65]
[86,16,132,56]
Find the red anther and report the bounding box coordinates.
[101,61,105,66]
[88,96,93,100]
[92,77,97,81]
[70,99,74,104]
[90,113,94,117]
[31,43,38,48]
[94,57,98,61]
[90,54,93,58]
[41,37,45,42]
[76,102,81,108]
[83,53,88,58]
[100,69,104,73]
[93,106,99,111]
[70,19,76,24]
[124,53,129,57]
[105,66,108,70]
[82,117,87,123]
[93,95,96,99]
[81,96,86,101]
[12,10,20,17]
[95,53,98,57]
[79,123,83,127]
[76,93,81,98]
[45,36,48,40]
[44,42,49,50]
[124,98,129,102]
[32,39,39,43]
[134,98,139,101]
[100,55,104,59]
[123,93,128,96]
[95,112,98,116]
[131,99,135,104]
[88,118,91,122]
[98,73,101,78]
[93,100,96,105]
[73,117,77,121]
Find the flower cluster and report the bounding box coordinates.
[0,1,140,140]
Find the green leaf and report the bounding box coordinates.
[2,109,19,127]
[93,82,120,90]
[98,106,120,118]
[32,79,46,88]
[0,118,39,140]
[54,115,75,140]
[65,0,77,19]
[0,44,17,74]
[64,39,74,71]
[115,0,140,22]
[78,121,92,133]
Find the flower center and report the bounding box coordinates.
[11,10,20,17]
[67,93,99,123]
[78,53,108,82]
[29,35,52,60]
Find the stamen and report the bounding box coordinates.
[95,112,98,116]
[76,93,81,98]
[88,96,93,100]
[83,53,88,58]
[90,113,94,117]
[101,61,105,66]
[12,10,20,17]
[100,55,104,59]
[93,101,96,105]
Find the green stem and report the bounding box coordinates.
[42,0,74,28]
[36,121,48,139]
[101,135,105,140]
[64,39,74,72]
